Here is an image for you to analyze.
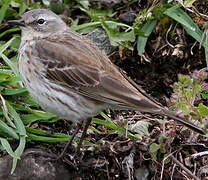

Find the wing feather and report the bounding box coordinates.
[26,30,205,134]
[31,32,163,112]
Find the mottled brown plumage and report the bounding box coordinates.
[8,9,205,136]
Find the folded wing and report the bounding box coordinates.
[30,32,170,113]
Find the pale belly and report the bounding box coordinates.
[28,82,105,122]
[21,74,105,122]
[18,50,106,123]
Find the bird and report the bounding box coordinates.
[8,9,205,158]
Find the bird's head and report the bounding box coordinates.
[8,9,67,40]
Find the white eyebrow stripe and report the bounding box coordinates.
[38,15,56,21]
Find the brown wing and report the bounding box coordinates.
[31,31,164,113]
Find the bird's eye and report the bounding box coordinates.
[37,18,45,25]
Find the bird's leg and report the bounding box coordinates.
[75,118,92,158]
[57,122,82,160]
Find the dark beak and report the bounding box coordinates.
[8,20,25,27]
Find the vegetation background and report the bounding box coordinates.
[0,0,207,179]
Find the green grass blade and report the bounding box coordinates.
[0,0,12,24]
[0,36,17,54]
[21,114,51,125]
[164,6,203,46]
[0,37,19,76]
[137,19,157,56]
[0,54,19,77]
[0,118,19,139]
[100,112,111,121]
[92,118,139,140]
[27,133,70,143]
[2,88,27,96]
[11,136,26,174]
[72,21,131,32]
[2,108,16,129]
[0,28,20,39]
[26,127,56,136]
[6,101,26,136]
[15,136,26,156]
[21,111,58,125]
[0,137,20,159]
[27,133,92,145]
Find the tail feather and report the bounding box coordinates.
[163,109,205,135]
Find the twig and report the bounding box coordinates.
[166,24,174,48]
[160,151,176,180]
[192,151,208,159]
[171,155,200,180]
[171,163,176,180]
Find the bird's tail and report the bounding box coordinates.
[162,109,205,135]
